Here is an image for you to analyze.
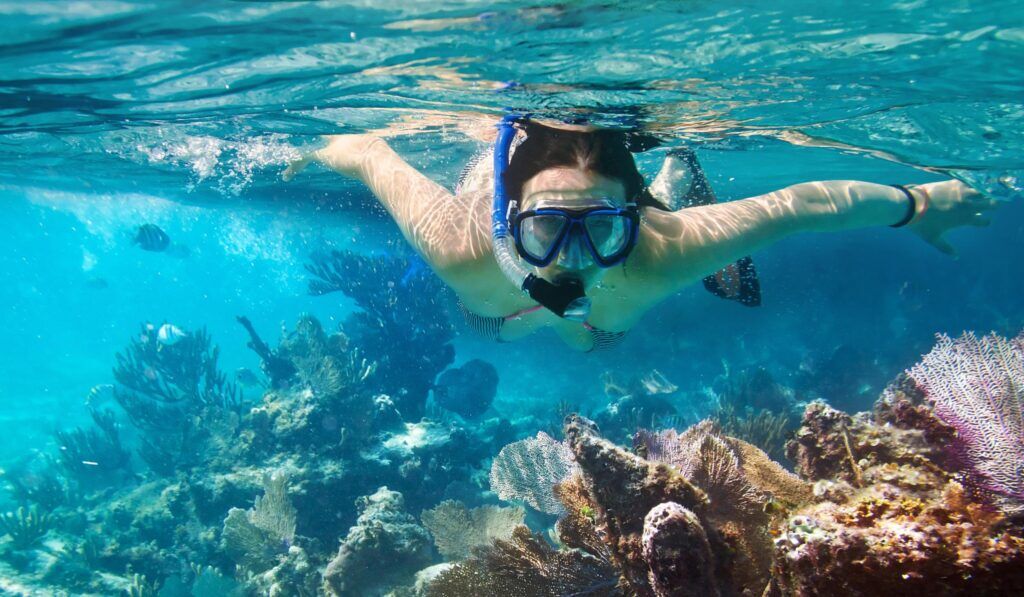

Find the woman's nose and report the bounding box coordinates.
[556,232,592,270]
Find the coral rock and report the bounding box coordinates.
[563,415,716,596]
[642,502,718,597]
[323,487,432,597]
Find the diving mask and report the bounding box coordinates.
[510,202,639,268]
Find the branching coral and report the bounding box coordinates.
[0,506,51,550]
[904,331,1024,515]
[426,525,620,597]
[712,404,792,461]
[421,500,525,560]
[236,315,297,389]
[3,457,68,513]
[54,407,132,487]
[114,325,241,412]
[114,324,242,474]
[306,250,454,418]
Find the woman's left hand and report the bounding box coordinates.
[906,179,1000,256]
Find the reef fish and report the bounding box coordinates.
[133,224,171,252]
[235,367,266,389]
[433,359,499,419]
[157,323,187,346]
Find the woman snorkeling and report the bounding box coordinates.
[284,116,997,352]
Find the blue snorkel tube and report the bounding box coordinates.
[492,115,591,321]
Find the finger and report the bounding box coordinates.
[282,156,312,182]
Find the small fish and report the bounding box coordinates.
[157,323,187,346]
[235,367,267,389]
[85,384,115,408]
[133,224,171,252]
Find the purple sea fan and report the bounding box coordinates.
[907,331,1024,516]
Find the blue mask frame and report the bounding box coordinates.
[510,204,640,267]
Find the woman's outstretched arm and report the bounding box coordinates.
[635,179,998,294]
[284,135,489,278]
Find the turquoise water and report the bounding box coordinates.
[1,0,1022,594]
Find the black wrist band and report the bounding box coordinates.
[890,184,916,228]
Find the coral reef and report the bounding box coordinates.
[306,250,455,418]
[10,288,1023,597]
[773,394,1024,595]
[113,324,244,474]
[435,414,807,596]
[323,487,432,596]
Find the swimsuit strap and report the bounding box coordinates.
[504,304,544,320]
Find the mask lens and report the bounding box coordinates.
[583,213,630,260]
[520,214,567,261]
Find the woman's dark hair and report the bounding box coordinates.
[503,121,667,209]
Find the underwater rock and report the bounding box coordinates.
[563,415,719,595]
[773,382,1024,595]
[433,359,499,419]
[642,502,718,597]
[323,487,432,597]
[246,544,319,597]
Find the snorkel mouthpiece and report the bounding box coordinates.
[492,113,593,321]
[522,274,591,321]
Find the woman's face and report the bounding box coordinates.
[520,167,627,288]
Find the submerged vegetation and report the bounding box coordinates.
[1,250,1021,595]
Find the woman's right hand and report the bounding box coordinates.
[906,179,1000,256]
[282,134,382,181]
